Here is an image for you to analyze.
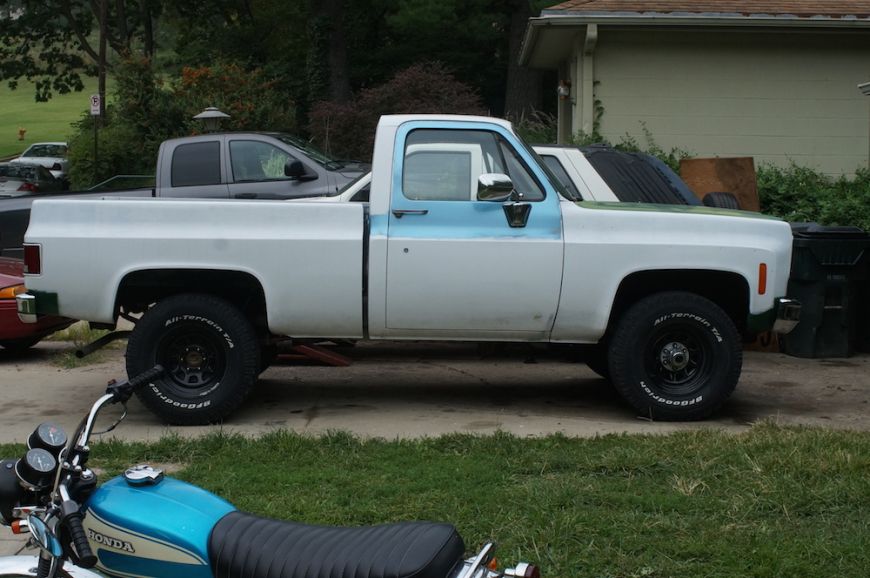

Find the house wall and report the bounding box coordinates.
[574,28,870,176]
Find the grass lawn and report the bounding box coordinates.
[2,425,867,577]
[0,78,99,158]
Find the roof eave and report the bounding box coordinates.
[520,13,870,66]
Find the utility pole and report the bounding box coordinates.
[98,0,107,120]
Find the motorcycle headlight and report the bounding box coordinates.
[0,459,25,524]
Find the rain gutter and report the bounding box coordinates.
[520,12,870,65]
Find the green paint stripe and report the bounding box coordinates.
[575,201,781,220]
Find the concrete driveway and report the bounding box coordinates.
[1,341,868,444]
[1,341,868,557]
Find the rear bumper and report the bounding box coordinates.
[3,295,72,339]
[16,291,37,323]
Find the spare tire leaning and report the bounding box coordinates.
[702,192,741,210]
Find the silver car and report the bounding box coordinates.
[0,162,64,197]
[11,142,69,181]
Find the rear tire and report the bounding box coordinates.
[126,293,260,425]
[608,291,741,421]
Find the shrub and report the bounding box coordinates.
[308,62,485,161]
[174,63,296,133]
[758,164,870,230]
[513,110,557,144]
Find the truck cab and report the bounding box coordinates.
[156,132,368,199]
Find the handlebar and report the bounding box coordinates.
[107,365,165,404]
[64,509,97,568]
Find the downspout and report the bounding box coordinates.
[861,82,870,169]
[581,23,599,135]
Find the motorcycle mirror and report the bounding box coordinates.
[27,514,63,557]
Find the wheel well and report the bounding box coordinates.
[116,269,268,334]
[608,270,750,336]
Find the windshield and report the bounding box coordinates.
[274,134,342,169]
[23,144,68,158]
[514,136,578,201]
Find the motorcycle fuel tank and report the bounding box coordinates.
[82,471,235,578]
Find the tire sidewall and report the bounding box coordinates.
[609,293,741,420]
[127,295,259,424]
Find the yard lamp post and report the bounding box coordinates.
[193,107,230,133]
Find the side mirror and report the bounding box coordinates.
[477,173,514,202]
[284,160,306,179]
[28,514,63,557]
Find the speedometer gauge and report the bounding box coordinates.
[28,422,67,456]
[15,448,58,491]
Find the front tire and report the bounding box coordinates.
[608,291,742,421]
[126,294,260,425]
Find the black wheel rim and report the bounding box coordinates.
[155,322,227,398]
[644,323,713,396]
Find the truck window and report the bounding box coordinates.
[539,154,583,200]
[403,151,473,200]
[171,142,221,187]
[230,141,294,182]
[402,129,545,202]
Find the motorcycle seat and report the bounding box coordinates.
[208,511,465,578]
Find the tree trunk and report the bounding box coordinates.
[141,0,154,57]
[115,0,128,52]
[99,0,107,118]
[504,0,542,120]
[325,0,351,102]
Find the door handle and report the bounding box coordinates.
[391,209,429,218]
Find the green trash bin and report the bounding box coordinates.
[781,224,870,358]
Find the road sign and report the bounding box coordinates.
[90,94,101,116]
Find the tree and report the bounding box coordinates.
[503,0,543,119]
[0,0,160,101]
[309,62,485,160]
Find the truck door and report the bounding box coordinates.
[226,138,324,199]
[385,124,564,336]
[159,139,230,198]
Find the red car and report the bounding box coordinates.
[0,257,74,352]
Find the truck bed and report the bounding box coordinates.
[25,197,366,337]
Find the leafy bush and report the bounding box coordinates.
[513,110,557,144]
[174,63,296,133]
[758,164,870,230]
[308,62,485,161]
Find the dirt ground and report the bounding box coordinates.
[0,340,868,444]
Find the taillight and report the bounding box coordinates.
[23,244,41,275]
[17,182,37,193]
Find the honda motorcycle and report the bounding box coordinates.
[0,367,540,578]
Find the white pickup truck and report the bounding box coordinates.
[18,115,799,425]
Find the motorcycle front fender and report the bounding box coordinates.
[0,555,103,578]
